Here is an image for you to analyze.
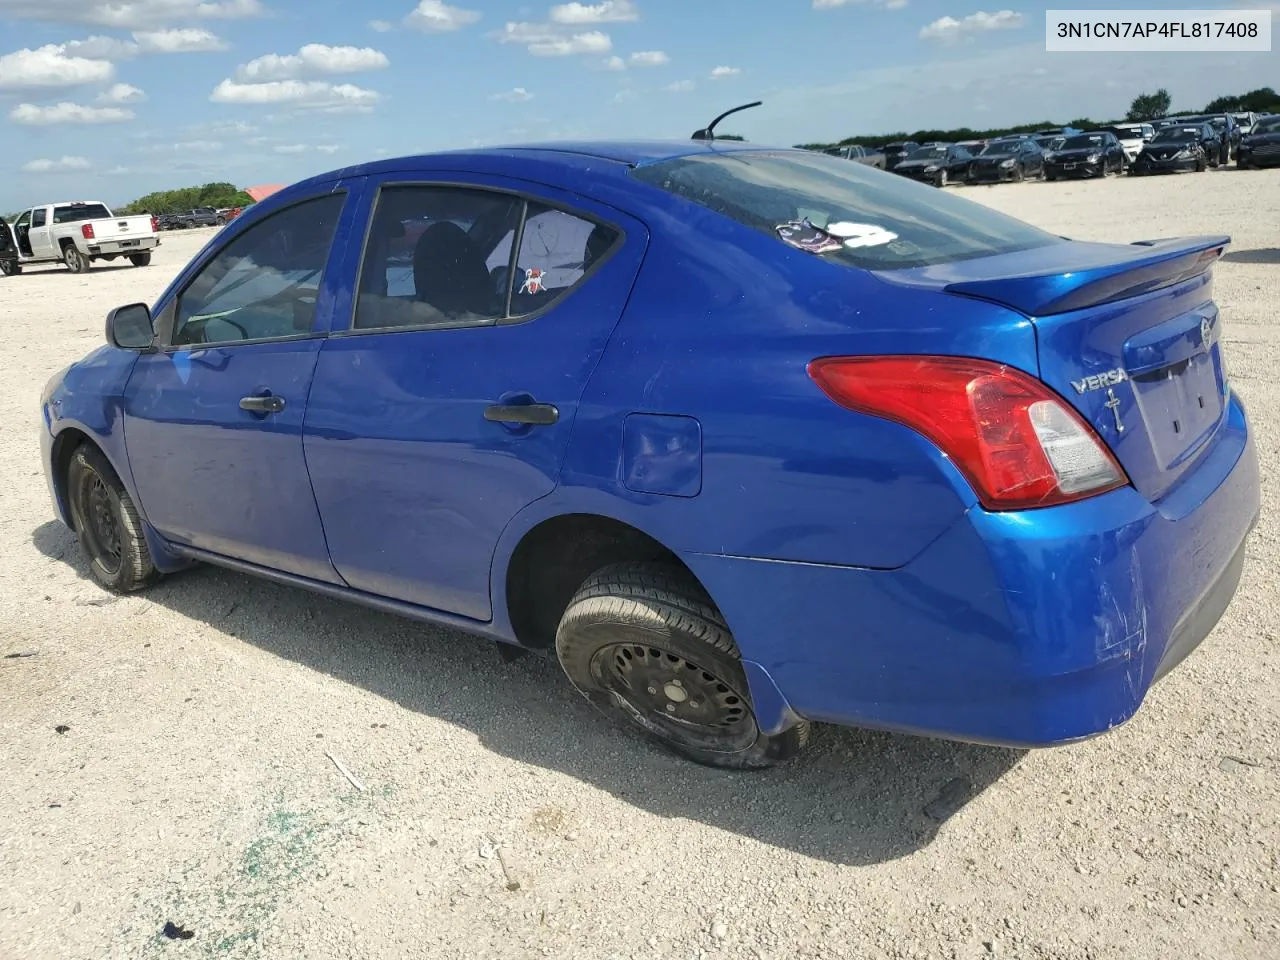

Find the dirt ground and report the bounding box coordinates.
[1,170,1278,960]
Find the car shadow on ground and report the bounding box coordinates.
[1221,248,1280,265]
[33,520,1024,867]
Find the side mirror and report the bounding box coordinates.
[106,303,155,350]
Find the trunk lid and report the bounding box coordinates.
[872,235,1230,503]
[87,214,157,243]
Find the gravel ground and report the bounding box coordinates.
[1,170,1278,960]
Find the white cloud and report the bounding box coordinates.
[0,0,264,28]
[549,0,638,23]
[0,45,114,89]
[236,44,389,82]
[274,144,309,154]
[10,101,134,124]
[97,82,146,103]
[603,55,626,70]
[710,65,740,79]
[370,19,393,31]
[629,50,668,66]
[106,165,131,175]
[316,144,341,154]
[664,79,695,93]
[489,87,534,102]
[919,10,1024,42]
[496,21,613,56]
[134,28,227,53]
[62,35,139,59]
[22,156,91,173]
[405,0,481,32]
[209,78,381,110]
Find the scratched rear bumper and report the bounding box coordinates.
[685,392,1258,747]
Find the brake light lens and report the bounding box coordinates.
[807,355,1128,510]
[150,215,159,233]
[81,223,95,240]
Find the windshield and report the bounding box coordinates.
[907,145,948,160]
[1110,126,1143,138]
[1152,128,1200,143]
[52,203,112,224]
[1253,117,1280,134]
[1059,134,1107,150]
[979,139,1022,156]
[630,150,1060,270]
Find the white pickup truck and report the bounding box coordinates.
[0,200,159,276]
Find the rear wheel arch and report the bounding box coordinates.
[503,512,702,651]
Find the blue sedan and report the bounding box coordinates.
[39,139,1259,768]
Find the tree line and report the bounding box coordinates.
[115,181,256,216]
[798,87,1279,152]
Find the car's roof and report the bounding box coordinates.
[343,138,782,174]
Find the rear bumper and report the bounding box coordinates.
[87,237,159,256]
[685,392,1259,747]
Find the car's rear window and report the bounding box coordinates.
[631,150,1061,270]
[53,203,111,224]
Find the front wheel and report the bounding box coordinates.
[935,169,948,188]
[63,245,90,273]
[67,445,158,593]
[1012,164,1025,183]
[128,252,152,267]
[555,562,810,769]
[0,259,19,277]
[1196,157,1208,172]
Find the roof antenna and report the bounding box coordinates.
[691,101,762,141]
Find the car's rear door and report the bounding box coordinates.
[302,172,648,621]
[122,183,366,582]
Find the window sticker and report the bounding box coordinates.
[520,267,546,295]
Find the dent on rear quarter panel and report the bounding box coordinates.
[566,193,1041,571]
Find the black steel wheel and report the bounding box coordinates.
[67,445,159,593]
[0,259,19,277]
[556,562,809,769]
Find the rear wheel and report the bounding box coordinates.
[555,562,809,769]
[63,245,90,273]
[67,445,158,593]
[128,252,152,267]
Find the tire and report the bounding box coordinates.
[1045,172,1058,182]
[555,562,810,769]
[0,259,19,277]
[935,169,947,188]
[1012,164,1024,183]
[62,244,90,274]
[1196,157,1207,172]
[66,445,158,593]
[128,252,152,267]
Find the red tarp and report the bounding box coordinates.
[244,184,286,203]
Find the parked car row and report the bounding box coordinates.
[818,112,1279,189]
[154,206,242,230]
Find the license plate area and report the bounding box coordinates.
[119,239,139,247]
[1132,348,1224,469]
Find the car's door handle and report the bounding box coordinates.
[239,394,286,414]
[483,402,559,426]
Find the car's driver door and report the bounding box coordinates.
[122,186,363,582]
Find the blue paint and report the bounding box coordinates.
[622,414,703,498]
[38,141,1261,749]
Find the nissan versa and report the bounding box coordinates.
[40,138,1259,769]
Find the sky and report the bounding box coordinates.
[0,0,1275,210]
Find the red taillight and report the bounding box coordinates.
[807,355,1129,510]
[151,215,159,233]
[81,223,95,240]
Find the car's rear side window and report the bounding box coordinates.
[631,151,1061,269]
[354,186,618,331]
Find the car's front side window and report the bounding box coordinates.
[171,193,346,348]
[31,209,46,228]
